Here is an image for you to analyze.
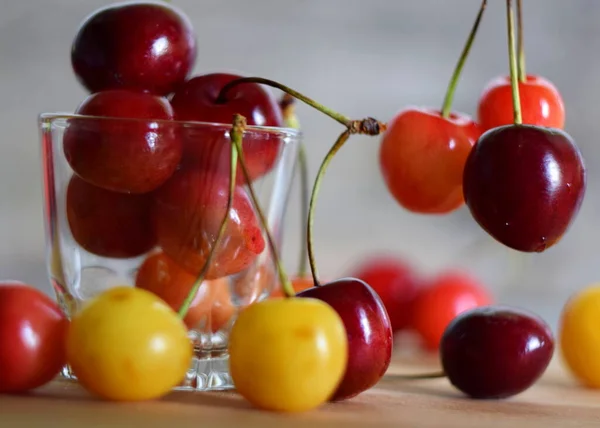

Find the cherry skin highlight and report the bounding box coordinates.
[379,108,480,214]
[297,278,393,401]
[66,175,156,258]
[170,73,284,182]
[71,2,196,95]
[478,75,565,132]
[463,125,586,252]
[350,256,421,332]
[63,90,182,194]
[440,305,554,399]
[153,168,265,279]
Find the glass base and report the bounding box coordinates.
[60,353,234,392]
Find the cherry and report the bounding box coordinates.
[478,75,564,132]
[153,168,265,279]
[71,2,196,95]
[412,270,492,351]
[170,73,284,182]
[378,1,486,214]
[440,305,554,399]
[297,278,392,401]
[66,175,156,258]
[463,125,586,252]
[350,255,421,332]
[63,90,182,194]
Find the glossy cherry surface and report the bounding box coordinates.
[170,73,284,182]
[350,256,421,332]
[478,75,565,132]
[67,175,156,258]
[379,108,480,214]
[64,90,182,194]
[153,168,265,279]
[297,278,393,401]
[441,305,554,399]
[463,125,586,252]
[71,2,196,95]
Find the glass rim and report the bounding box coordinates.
[38,112,302,137]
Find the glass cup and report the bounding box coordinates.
[38,113,300,391]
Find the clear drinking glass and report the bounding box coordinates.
[38,113,300,390]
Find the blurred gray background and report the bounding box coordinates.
[0,0,598,330]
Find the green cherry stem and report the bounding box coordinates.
[280,94,309,278]
[307,129,351,287]
[217,77,353,128]
[232,114,296,298]
[506,0,523,125]
[516,0,526,83]
[177,118,240,319]
[441,0,487,119]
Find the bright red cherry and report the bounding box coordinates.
[170,73,284,182]
[478,75,565,132]
[350,255,421,332]
[71,2,196,95]
[441,306,554,399]
[66,175,156,258]
[379,108,481,214]
[64,90,182,194]
[153,168,265,279]
[463,125,586,252]
[297,278,393,401]
[412,270,492,351]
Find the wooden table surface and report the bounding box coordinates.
[3,353,600,428]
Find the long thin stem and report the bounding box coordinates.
[217,77,352,128]
[307,130,351,286]
[441,0,487,118]
[177,119,240,318]
[232,114,296,298]
[516,0,526,83]
[506,0,523,125]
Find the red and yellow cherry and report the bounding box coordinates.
[229,297,348,412]
[379,108,480,214]
[478,75,565,132]
[297,278,393,401]
[153,168,265,279]
[559,285,600,388]
[0,281,69,393]
[67,287,192,401]
[71,2,196,95]
[463,125,586,252]
[170,73,284,182]
[441,305,554,399]
[135,251,230,330]
[66,175,156,258]
[350,255,421,332]
[412,270,492,351]
[64,90,182,194]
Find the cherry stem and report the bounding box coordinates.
[177,118,240,319]
[506,0,523,125]
[217,77,353,128]
[307,130,351,286]
[516,0,526,83]
[390,372,446,380]
[441,0,487,119]
[232,114,296,298]
[280,95,309,278]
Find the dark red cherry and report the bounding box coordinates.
[463,125,586,252]
[440,305,554,399]
[71,2,196,95]
[170,73,284,182]
[153,168,266,279]
[297,278,393,401]
[64,90,182,194]
[66,175,155,258]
